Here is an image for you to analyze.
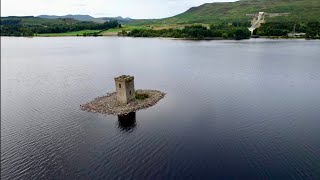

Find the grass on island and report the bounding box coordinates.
[36,30,101,37]
[135,93,149,100]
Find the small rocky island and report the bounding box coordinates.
[80,75,165,115]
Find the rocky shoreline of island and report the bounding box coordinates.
[80,89,165,115]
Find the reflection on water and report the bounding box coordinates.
[1,38,320,179]
[117,112,136,132]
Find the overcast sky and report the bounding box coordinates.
[1,0,236,19]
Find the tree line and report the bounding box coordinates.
[2,17,319,39]
[254,21,320,39]
[123,21,319,40]
[1,18,120,36]
[123,24,252,40]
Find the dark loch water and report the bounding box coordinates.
[1,37,320,179]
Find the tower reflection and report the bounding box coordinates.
[117,112,136,132]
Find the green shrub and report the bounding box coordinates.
[222,33,229,39]
[135,93,149,100]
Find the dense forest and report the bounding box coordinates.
[0,17,120,36]
[123,24,252,40]
[255,21,320,39]
[124,21,319,40]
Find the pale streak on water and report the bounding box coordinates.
[1,37,320,179]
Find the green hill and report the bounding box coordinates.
[38,15,134,24]
[132,0,320,25]
[38,15,96,22]
[0,16,88,28]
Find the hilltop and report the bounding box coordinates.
[38,15,95,21]
[125,0,319,39]
[38,14,134,24]
[132,0,320,25]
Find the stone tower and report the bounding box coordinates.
[114,75,135,104]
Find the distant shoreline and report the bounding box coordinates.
[2,35,315,40]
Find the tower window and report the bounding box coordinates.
[119,84,121,88]
[130,91,132,95]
